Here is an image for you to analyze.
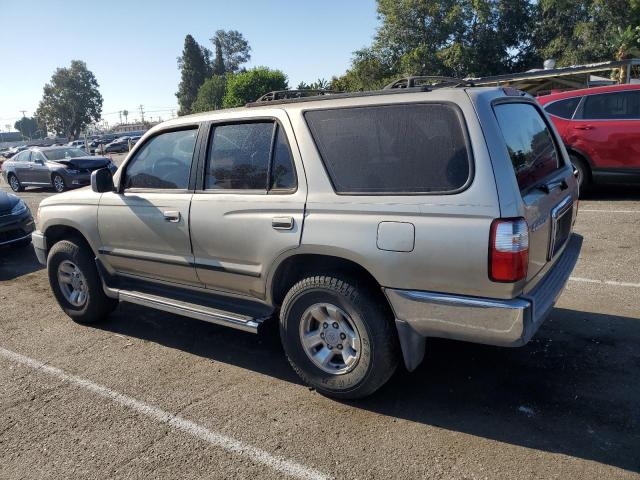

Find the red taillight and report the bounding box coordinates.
[489,218,529,282]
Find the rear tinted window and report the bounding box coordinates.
[494,103,561,190]
[582,91,640,120]
[304,104,471,194]
[544,97,581,119]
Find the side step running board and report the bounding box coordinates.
[117,290,268,333]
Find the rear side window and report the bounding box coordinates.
[544,97,581,119]
[304,104,471,194]
[494,103,562,191]
[582,91,640,120]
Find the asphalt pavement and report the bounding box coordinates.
[0,171,638,479]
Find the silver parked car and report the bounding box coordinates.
[32,80,582,399]
[1,146,117,193]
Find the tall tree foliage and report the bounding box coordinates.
[333,0,640,92]
[176,35,210,116]
[223,67,287,108]
[14,117,44,139]
[210,30,251,73]
[192,75,227,112]
[35,60,102,138]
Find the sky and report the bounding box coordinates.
[0,0,379,130]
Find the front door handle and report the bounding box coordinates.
[163,211,181,223]
[272,216,294,230]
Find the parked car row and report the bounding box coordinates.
[538,83,640,190]
[1,146,117,193]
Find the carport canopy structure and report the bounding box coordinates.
[468,59,640,94]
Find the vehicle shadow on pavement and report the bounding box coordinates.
[96,304,640,472]
[582,184,640,201]
[360,307,640,473]
[0,245,43,281]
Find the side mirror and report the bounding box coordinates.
[91,168,114,193]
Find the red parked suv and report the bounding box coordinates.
[538,84,640,190]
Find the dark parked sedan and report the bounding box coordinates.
[0,190,34,249]
[104,137,130,153]
[1,147,117,193]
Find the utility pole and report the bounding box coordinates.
[118,111,122,124]
[20,110,26,117]
[139,105,145,123]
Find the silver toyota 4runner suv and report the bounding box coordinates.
[32,81,582,399]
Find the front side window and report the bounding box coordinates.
[32,152,46,163]
[305,104,471,194]
[494,103,562,191]
[544,97,581,119]
[124,128,197,190]
[582,91,640,120]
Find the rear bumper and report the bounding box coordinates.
[385,234,583,370]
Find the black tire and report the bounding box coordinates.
[279,275,399,399]
[52,174,66,193]
[47,239,117,324]
[570,154,590,194]
[7,173,23,192]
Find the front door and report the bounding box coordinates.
[97,127,201,285]
[189,117,306,298]
[30,151,52,184]
[568,89,640,170]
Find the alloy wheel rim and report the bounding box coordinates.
[299,303,362,375]
[9,176,19,191]
[57,260,88,307]
[53,176,64,192]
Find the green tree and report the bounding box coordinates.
[212,38,226,75]
[192,75,227,112]
[211,30,251,73]
[176,34,210,116]
[222,67,287,107]
[14,117,44,139]
[333,0,535,91]
[35,60,102,138]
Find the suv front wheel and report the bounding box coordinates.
[279,275,399,399]
[47,239,117,323]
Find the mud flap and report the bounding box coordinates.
[394,319,426,371]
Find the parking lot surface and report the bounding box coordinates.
[1,166,638,479]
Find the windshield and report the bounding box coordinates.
[42,148,87,161]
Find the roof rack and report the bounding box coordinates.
[252,89,342,103]
[383,76,475,90]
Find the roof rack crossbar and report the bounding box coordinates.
[383,76,475,90]
[252,89,343,104]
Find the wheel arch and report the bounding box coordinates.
[43,224,95,257]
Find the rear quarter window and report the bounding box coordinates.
[494,102,563,191]
[304,103,471,194]
[543,97,581,119]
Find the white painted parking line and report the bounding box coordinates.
[0,346,331,480]
[569,276,640,288]
[579,209,640,213]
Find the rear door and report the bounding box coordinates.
[494,100,576,280]
[567,90,640,170]
[13,151,32,182]
[189,114,306,297]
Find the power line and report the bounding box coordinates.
[139,105,145,123]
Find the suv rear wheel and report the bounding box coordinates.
[47,239,117,323]
[279,275,399,399]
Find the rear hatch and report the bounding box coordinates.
[493,100,578,286]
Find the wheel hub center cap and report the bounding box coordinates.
[324,329,340,345]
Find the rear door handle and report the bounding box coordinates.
[574,125,594,130]
[163,211,181,223]
[272,216,294,230]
